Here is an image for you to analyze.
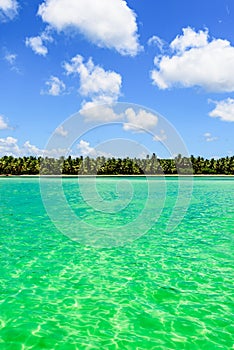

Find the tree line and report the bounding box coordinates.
[0,154,233,175]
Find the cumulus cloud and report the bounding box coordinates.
[147,35,165,51]
[64,54,122,100]
[0,136,19,156]
[80,105,159,131]
[209,98,234,122]
[38,0,141,56]
[0,115,9,129]
[25,36,48,56]
[55,125,68,137]
[79,103,121,122]
[170,27,208,53]
[25,30,53,56]
[153,129,167,142]
[204,132,218,142]
[0,0,18,21]
[0,137,68,157]
[77,140,111,158]
[151,27,234,92]
[41,76,66,96]
[77,140,97,157]
[64,54,122,121]
[22,141,42,155]
[123,108,158,132]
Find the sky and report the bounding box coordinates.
[0,0,234,159]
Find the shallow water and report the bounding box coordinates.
[0,177,233,349]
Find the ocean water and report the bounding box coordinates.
[0,176,233,349]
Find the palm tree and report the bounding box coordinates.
[0,155,233,175]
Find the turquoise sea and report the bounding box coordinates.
[0,176,233,349]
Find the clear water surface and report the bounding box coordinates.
[0,176,233,349]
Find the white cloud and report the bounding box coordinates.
[21,141,67,158]
[147,35,165,51]
[79,103,121,122]
[25,31,53,56]
[5,52,16,65]
[0,137,68,157]
[22,141,42,155]
[77,139,111,158]
[209,98,234,122]
[153,129,167,142]
[0,136,20,156]
[170,27,208,53]
[42,76,66,96]
[55,125,68,137]
[64,54,122,100]
[204,132,218,142]
[123,108,158,132]
[0,0,18,20]
[4,51,20,73]
[38,0,141,56]
[41,147,70,158]
[151,27,234,92]
[0,115,9,129]
[77,140,97,157]
[64,54,122,121]
[25,36,48,56]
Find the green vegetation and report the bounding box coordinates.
[0,154,233,175]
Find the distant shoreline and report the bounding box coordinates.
[1,155,233,176]
[1,174,234,178]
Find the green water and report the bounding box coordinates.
[0,177,233,349]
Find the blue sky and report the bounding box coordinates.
[0,0,233,159]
